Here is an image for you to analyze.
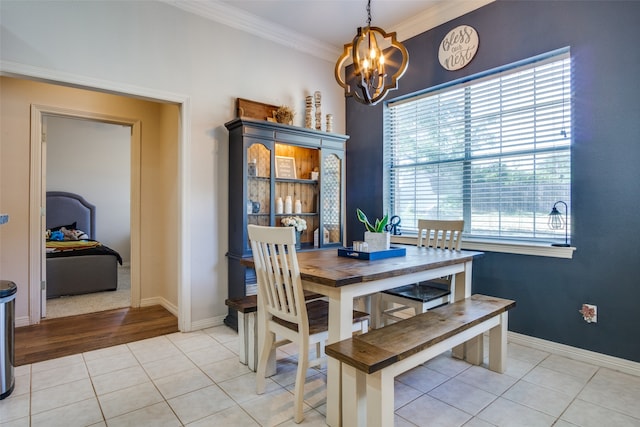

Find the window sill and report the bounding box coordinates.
[390,236,575,259]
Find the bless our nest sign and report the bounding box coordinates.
[438,25,479,71]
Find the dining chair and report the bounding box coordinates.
[248,224,369,423]
[374,219,464,327]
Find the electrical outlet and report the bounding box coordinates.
[579,304,597,323]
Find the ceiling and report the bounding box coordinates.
[165,0,493,61]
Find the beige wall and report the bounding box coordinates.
[0,76,179,323]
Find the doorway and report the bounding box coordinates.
[43,114,132,318]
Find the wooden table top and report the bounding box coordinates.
[241,246,483,287]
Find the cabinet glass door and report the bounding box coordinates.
[247,142,271,229]
[321,152,343,245]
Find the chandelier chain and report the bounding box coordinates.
[366,0,372,26]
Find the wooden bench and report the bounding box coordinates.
[325,294,516,427]
[225,290,324,371]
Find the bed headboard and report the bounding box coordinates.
[46,191,96,240]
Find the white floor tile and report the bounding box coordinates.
[522,365,587,397]
[428,377,498,415]
[396,393,472,427]
[283,372,327,409]
[577,367,640,419]
[30,378,95,414]
[127,336,182,364]
[218,371,281,404]
[561,397,640,427]
[98,381,163,419]
[501,379,574,417]
[168,384,236,425]
[142,352,196,380]
[30,397,103,427]
[30,361,89,392]
[185,404,260,427]
[90,364,150,395]
[85,350,139,377]
[455,365,518,395]
[153,366,214,400]
[106,401,181,427]
[0,392,30,424]
[477,396,556,427]
[394,380,423,410]
[240,387,307,427]
[198,356,251,383]
[30,353,84,374]
[396,365,450,393]
[538,354,599,381]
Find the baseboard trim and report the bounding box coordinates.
[16,316,31,328]
[190,315,226,331]
[508,332,640,377]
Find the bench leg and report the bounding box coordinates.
[237,312,247,365]
[367,370,394,427]
[489,312,508,373]
[465,335,484,366]
[341,364,367,427]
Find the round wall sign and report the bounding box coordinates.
[438,25,479,71]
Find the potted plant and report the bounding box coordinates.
[356,208,390,251]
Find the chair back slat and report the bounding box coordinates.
[417,219,464,251]
[248,225,307,327]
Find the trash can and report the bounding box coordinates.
[0,280,17,400]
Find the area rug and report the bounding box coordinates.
[45,265,131,319]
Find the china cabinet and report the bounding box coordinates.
[224,117,348,329]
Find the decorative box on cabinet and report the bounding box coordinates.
[224,117,349,330]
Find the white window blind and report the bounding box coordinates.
[385,51,571,242]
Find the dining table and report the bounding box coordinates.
[242,244,483,427]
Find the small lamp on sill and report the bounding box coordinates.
[548,200,570,247]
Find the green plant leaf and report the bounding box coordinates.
[357,209,389,232]
[356,208,375,232]
[375,214,389,232]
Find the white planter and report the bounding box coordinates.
[364,231,390,252]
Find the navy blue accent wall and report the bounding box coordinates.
[346,1,640,362]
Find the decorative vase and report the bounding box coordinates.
[364,231,390,252]
[296,230,302,250]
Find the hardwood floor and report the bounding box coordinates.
[15,305,178,366]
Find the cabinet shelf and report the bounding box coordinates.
[276,178,318,185]
[276,212,317,216]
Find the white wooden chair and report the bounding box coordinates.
[374,219,464,327]
[249,224,369,423]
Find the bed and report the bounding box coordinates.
[46,191,122,299]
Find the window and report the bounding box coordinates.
[385,50,571,243]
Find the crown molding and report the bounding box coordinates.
[161,0,339,62]
[394,0,495,42]
[162,0,494,63]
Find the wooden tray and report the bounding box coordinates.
[337,246,407,261]
[237,98,278,121]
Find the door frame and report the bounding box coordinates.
[13,64,192,332]
[34,107,140,316]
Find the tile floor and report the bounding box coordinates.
[2,325,640,426]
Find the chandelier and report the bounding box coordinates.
[334,0,409,105]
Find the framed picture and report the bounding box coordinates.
[275,156,297,179]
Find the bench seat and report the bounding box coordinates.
[325,294,515,427]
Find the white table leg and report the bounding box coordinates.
[326,290,354,427]
[452,261,473,360]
